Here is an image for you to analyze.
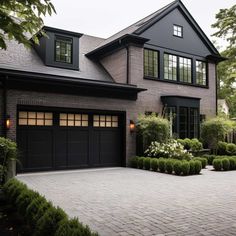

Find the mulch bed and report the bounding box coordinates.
[0,188,32,236]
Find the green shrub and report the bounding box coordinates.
[222,158,230,171]
[143,158,151,170]
[137,113,170,150]
[189,160,195,175]
[150,158,158,171]
[202,154,216,165]
[213,159,222,171]
[228,157,236,170]
[35,206,67,236]
[55,218,98,236]
[226,143,236,156]
[201,117,234,153]
[159,158,166,173]
[191,139,203,152]
[194,160,202,174]
[166,159,173,174]
[194,157,207,169]
[129,156,138,168]
[217,141,228,155]
[182,161,190,176]
[173,161,182,175]
[137,157,144,169]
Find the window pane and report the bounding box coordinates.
[19,112,27,118]
[196,61,207,86]
[55,36,72,64]
[179,57,192,83]
[19,119,27,125]
[144,49,159,78]
[60,120,67,126]
[164,54,177,81]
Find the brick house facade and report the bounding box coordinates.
[0,0,224,172]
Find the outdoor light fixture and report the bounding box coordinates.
[129,120,135,133]
[6,115,10,130]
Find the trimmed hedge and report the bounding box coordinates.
[3,178,98,236]
[212,156,236,171]
[130,157,203,176]
[213,159,222,171]
[193,157,208,169]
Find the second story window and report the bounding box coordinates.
[55,36,72,64]
[144,49,159,78]
[179,57,192,83]
[164,54,177,81]
[173,25,183,37]
[196,61,207,86]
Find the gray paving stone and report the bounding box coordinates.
[17,166,236,236]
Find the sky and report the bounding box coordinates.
[44,0,235,48]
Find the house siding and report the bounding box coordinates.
[100,48,127,84]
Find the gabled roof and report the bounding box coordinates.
[87,0,223,60]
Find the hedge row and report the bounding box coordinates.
[218,141,236,156]
[3,178,98,236]
[130,157,202,176]
[202,154,236,165]
[213,157,236,171]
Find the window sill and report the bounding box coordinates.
[143,77,209,89]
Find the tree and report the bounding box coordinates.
[212,4,236,118]
[0,0,56,50]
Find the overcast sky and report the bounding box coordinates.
[44,0,235,47]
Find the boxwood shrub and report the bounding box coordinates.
[189,160,195,175]
[129,156,138,168]
[3,178,98,236]
[144,158,151,170]
[137,157,144,169]
[182,161,190,176]
[150,158,158,171]
[228,157,236,170]
[222,158,230,171]
[193,157,207,169]
[194,160,202,174]
[213,159,222,171]
[166,159,173,174]
[173,161,182,175]
[159,158,166,173]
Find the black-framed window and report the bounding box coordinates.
[179,57,192,83]
[144,49,159,78]
[164,54,177,81]
[173,25,183,37]
[164,107,177,137]
[196,61,207,86]
[55,36,72,64]
[179,107,188,139]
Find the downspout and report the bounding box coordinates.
[215,63,218,116]
[126,45,130,84]
[3,75,7,138]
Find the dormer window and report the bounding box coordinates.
[173,25,183,38]
[55,36,72,64]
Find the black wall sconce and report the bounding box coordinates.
[129,120,135,133]
[5,115,10,130]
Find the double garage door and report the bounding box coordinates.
[17,109,124,172]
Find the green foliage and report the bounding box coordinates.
[158,158,166,173]
[189,160,196,175]
[150,158,158,171]
[201,117,234,152]
[146,139,193,160]
[193,157,208,169]
[182,161,190,176]
[212,4,236,118]
[213,159,223,171]
[173,161,182,175]
[217,141,228,155]
[222,158,230,171]
[165,159,173,174]
[129,157,138,168]
[143,158,151,170]
[177,138,203,152]
[0,0,56,50]
[202,154,216,165]
[228,157,236,170]
[137,157,144,169]
[194,160,202,174]
[0,137,18,183]
[137,113,170,150]
[35,206,67,236]
[226,143,236,155]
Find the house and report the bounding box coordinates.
[218,99,229,116]
[0,0,224,172]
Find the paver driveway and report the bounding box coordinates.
[17,167,236,236]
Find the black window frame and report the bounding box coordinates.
[173,24,183,38]
[143,48,159,79]
[164,53,177,81]
[196,60,208,86]
[178,56,192,84]
[55,35,73,64]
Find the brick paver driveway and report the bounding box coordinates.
[17,167,236,236]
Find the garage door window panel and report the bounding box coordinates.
[59,113,88,127]
[93,115,118,127]
[18,111,53,126]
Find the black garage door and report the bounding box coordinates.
[17,109,124,172]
